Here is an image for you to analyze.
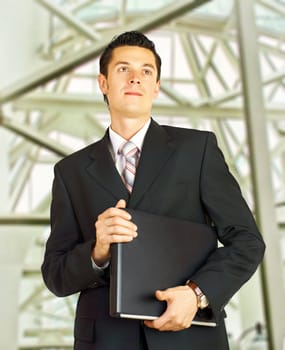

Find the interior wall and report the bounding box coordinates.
[0,0,49,89]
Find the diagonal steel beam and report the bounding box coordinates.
[35,0,102,41]
[195,67,285,107]
[0,116,71,157]
[258,0,285,17]
[160,83,193,106]
[0,0,211,104]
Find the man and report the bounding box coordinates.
[41,31,265,350]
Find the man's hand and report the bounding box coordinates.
[144,286,198,332]
[92,199,137,266]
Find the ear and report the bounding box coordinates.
[153,80,160,99]
[98,73,108,94]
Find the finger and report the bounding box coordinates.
[99,206,132,221]
[107,233,137,244]
[105,221,138,237]
[150,308,172,330]
[115,199,126,209]
[155,289,174,303]
[144,319,156,329]
[144,294,172,330]
[96,224,137,246]
[144,290,181,331]
[145,305,187,332]
[155,290,167,301]
[144,313,172,331]
[105,216,137,232]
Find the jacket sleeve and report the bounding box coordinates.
[191,132,265,322]
[41,163,108,297]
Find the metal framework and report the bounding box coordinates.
[0,0,285,349]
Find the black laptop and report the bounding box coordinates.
[110,209,217,326]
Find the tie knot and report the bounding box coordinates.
[119,141,139,159]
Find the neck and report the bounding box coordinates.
[110,116,150,140]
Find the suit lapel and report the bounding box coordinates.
[86,121,176,206]
[129,120,176,208]
[86,131,129,201]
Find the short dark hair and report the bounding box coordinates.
[99,31,161,81]
[99,31,161,105]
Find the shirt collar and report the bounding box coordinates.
[108,119,151,157]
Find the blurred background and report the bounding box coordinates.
[0,0,285,349]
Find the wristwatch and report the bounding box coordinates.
[186,280,209,309]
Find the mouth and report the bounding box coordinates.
[124,91,143,96]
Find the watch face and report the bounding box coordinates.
[199,295,209,309]
[186,281,209,309]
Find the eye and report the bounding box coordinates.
[143,69,153,76]
[118,66,128,72]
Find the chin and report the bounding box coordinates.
[123,105,147,115]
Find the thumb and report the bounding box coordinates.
[115,199,126,209]
[155,290,167,301]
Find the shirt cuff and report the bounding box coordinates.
[91,257,110,271]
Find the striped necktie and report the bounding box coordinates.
[119,141,139,193]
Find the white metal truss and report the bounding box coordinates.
[0,0,285,349]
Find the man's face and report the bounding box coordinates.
[98,46,160,119]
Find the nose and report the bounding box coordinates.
[129,72,141,85]
[129,78,140,84]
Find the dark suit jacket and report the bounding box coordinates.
[41,119,265,350]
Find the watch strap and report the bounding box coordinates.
[186,280,209,309]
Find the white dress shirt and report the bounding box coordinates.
[108,119,151,175]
